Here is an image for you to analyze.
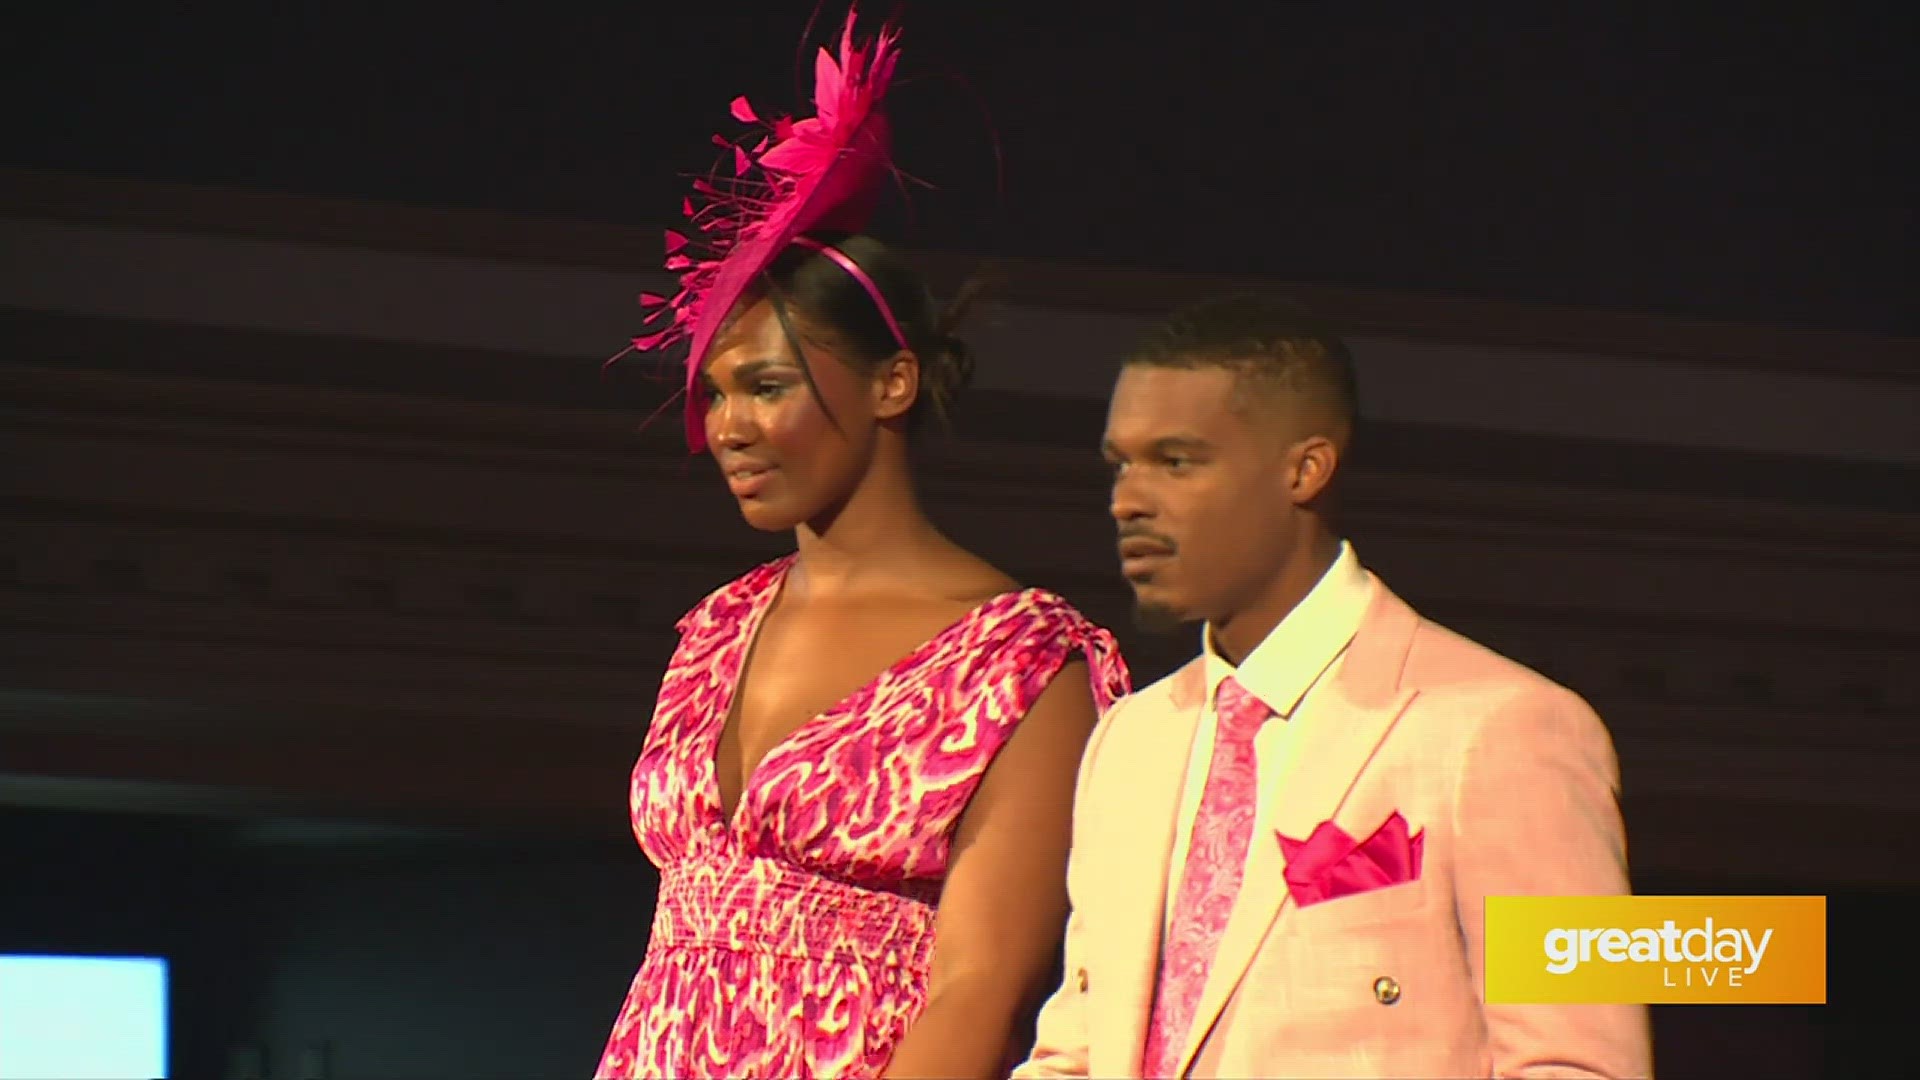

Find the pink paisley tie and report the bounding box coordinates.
[1141,675,1270,1078]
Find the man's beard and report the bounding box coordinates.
[1131,597,1190,636]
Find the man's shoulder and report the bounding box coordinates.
[1384,592,1598,725]
[1404,614,1562,693]
[1101,655,1204,722]
[1374,598,1619,796]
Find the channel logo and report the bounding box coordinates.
[1483,896,1826,1004]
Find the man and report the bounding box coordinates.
[1015,296,1652,1078]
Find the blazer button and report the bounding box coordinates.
[1373,975,1401,1005]
[1076,968,1089,993]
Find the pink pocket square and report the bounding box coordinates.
[1278,811,1425,907]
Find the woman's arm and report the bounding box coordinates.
[881,660,1097,1080]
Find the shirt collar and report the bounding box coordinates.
[1202,541,1373,718]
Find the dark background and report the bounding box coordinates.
[9,3,1913,331]
[4,3,1913,1078]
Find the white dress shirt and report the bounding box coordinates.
[1164,541,1376,924]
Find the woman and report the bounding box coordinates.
[594,12,1130,1079]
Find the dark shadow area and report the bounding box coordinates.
[6,5,1912,333]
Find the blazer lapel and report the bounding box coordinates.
[1093,660,1204,1080]
[1175,584,1423,1077]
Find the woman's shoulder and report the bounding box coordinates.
[673,552,794,636]
[970,581,1106,639]
[941,584,1132,709]
[915,546,1105,642]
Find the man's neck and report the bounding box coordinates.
[1210,531,1344,667]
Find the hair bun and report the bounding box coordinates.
[941,335,975,394]
[932,271,990,400]
[919,334,972,423]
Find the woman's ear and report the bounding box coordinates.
[872,349,919,422]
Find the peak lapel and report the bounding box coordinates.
[1174,583,1423,1076]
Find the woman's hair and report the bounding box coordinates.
[742,232,984,433]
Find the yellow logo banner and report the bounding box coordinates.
[1484,895,1826,1004]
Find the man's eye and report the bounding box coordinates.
[752,381,785,398]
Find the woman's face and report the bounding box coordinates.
[700,298,880,532]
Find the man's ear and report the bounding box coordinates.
[1286,434,1341,506]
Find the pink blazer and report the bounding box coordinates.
[1015,580,1653,1078]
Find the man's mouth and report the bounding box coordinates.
[1118,537,1174,575]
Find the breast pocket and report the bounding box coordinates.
[1286,878,1440,931]
[1261,877,1472,1038]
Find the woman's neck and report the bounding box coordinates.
[790,445,940,595]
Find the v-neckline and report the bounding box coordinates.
[707,556,1035,833]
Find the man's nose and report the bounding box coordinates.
[1109,471,1154,524]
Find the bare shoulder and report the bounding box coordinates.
[911,540,1022,607]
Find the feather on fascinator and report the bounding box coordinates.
[622,7,906,451]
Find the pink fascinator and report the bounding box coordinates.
[622,6,907,451]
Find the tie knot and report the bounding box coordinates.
[1214,675,1270,738]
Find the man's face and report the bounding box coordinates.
[1102,364,1299,631]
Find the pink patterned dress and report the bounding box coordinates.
[595,555,1131,1079]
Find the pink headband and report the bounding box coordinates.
[615,7,907,452]
[789,236,910,353]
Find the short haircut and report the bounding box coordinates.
[1125,293,1359,439]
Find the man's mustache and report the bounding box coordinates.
[1116,525,1178,552]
